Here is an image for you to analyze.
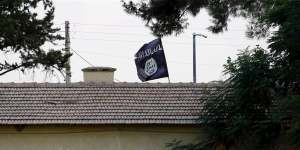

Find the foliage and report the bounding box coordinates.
[266,0,300,95]
[222,47,274,122]
[166,47,299,149]
[266,2,300,147]
[202,47,280,150]
[121,0,272,37]
[281,95,300,148]
[0,0,70,76]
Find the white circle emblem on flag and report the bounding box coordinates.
[144,57,158,76]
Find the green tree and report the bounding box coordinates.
[0,0,70,76]
[121,0,271,37]
[168,47,296,150]
[202,47,279,149]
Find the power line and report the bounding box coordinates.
[71,22,146,28]
[56,30,266,48]
[70,48,94,67]
[59,30,254,40]
[70,37,252,47]
[59,30,152,36]
[75,50,220,66]
[77,51,132,59]
[70,22,248,32]
[68,37,141,44]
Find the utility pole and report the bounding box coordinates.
[192,33,207,83]
[65,21,71,83]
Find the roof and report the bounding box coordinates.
[0,82,219,125]
[82,67,116,72]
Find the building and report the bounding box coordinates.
[0,67,219,150]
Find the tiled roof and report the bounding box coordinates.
[0,82,219,125]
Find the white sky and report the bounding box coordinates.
[0,0,268,83]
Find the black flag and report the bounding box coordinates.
[134,38,169,82]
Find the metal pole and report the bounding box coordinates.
[193,33,196,83]
[65,21,71,83]
[192,33,207,83]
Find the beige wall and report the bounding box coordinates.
[0,125,202,150]
[83,71,114,82]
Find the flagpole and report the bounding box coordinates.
[159,38,170,83]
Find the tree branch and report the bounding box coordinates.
[0,64,26,76]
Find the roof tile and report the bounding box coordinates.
[0,82,219,125]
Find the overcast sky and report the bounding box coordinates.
[0,0,268,83]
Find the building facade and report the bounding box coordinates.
[0,82,218,150]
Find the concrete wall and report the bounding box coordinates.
[83,71,114,83]
[0,125,202,150]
